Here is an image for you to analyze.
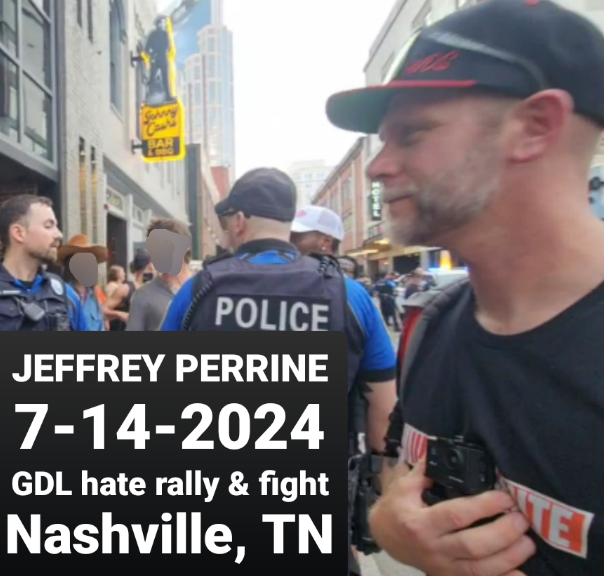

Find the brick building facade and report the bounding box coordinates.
[312,138,366,256]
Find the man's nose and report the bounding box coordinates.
[366,144,403,184]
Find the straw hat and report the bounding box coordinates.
[57,234,108,263]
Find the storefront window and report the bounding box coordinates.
[22,0,51,87]
[23,73,51,159]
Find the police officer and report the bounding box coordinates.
[162,167,395,386]
[374,272,400,332]
[0,195,88,331]
[161,168,396,576]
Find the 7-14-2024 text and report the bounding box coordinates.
[15,403,324,450]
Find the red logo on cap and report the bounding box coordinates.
[297,210,307,217]
[404,50,460,76]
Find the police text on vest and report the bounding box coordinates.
[215,296,331,330]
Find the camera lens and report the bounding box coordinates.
[445,448,464,472]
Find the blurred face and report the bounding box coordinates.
[11,203,62,265]
[290,231,332,255]
[117,267,126,283]
[367,92,506,248]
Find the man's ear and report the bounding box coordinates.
[506,89,572,163]
[9,223,26,245]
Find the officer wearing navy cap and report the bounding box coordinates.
[0,195,88,331]
[161,171,397,565]
[325,1,604,575]
[162,167,396,407]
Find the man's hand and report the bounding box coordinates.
[369,458,536,576]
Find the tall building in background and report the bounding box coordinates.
[287,160,333,208]
[164,0,235,182]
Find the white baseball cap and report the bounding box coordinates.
[291,205,345,241]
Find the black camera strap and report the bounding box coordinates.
[383,278,472,460]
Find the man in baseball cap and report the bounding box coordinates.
[325,1,604,575]
[215,167,297,222]
[290,205,345,255]
[214,167,297,252]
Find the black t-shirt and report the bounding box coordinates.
[401,282,604,575]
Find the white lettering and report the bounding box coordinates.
[143,354,164,382]
[7,513,242,555]
[76,355,96,380]
[45,524,71,554]
[263,514,296,554]
[13,354,31,382]
[205,525,232,554]
[97,355,120,382]
[215,297,234,325]
[309,355,328,382]
[35,354,54,382]
[279,301,288,330]
[260,300,277,330]
[235,298,258,328]
[311,304,330,330]
[7,514,41,553]
[176,354,198,382]
[290,302,309,330]
[212,298,331,331]
[528,492,552,535]
[12,472,72,496]
[122,355,142,382]
[549,505,575,549]
[222,355,244,382]
[298,515,332,554]
[247,355,269,381]
[200,354,220,382]
[55,355,74,381]
[73,525,99,554]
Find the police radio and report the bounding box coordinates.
[21,301,45,323]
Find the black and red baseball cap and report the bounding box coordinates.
[326,0,604,134]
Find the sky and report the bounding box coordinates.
[156,0,395,177]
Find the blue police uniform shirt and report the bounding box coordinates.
[8,274,89,331]
[161,239,396,382]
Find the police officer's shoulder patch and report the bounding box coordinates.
[50,277,64,296]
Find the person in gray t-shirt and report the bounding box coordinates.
[126,217,193,331]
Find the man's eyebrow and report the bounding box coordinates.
[382,119,438,139]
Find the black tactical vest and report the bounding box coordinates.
[182,252,364,391]
[0,266,73,331]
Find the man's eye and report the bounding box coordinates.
[401,131,422,145]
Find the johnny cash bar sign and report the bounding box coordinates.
[139,15,185,162]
